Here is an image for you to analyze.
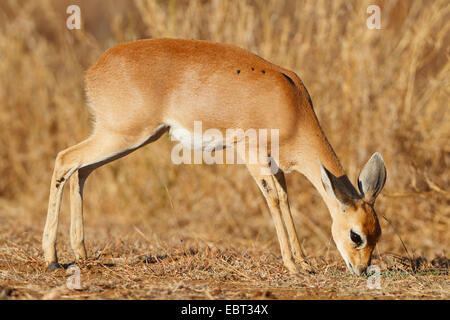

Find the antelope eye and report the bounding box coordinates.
[350,230,363,246]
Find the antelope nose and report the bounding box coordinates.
[354,265,368,276]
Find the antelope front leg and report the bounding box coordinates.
[273,170,315,273]
[246,164,298,274]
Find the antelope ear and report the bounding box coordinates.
[319,161,356,211]
[358,152,387,203]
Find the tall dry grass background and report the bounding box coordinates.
[0,0,449,266]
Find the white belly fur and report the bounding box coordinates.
[165,120,225,151]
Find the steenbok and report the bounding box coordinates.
[43,39,386,275]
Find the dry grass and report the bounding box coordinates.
[1,212,448,299]
[0,0,449,299]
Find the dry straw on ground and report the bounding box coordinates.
[0,0,449,299]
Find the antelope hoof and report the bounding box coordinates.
[284,259,300,274]
[47,262,63,271]
[297,260,316,274]
[74,248,87,261]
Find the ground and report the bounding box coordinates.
[0,210,448,300]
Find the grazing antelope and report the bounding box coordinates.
[43,39,386,275]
